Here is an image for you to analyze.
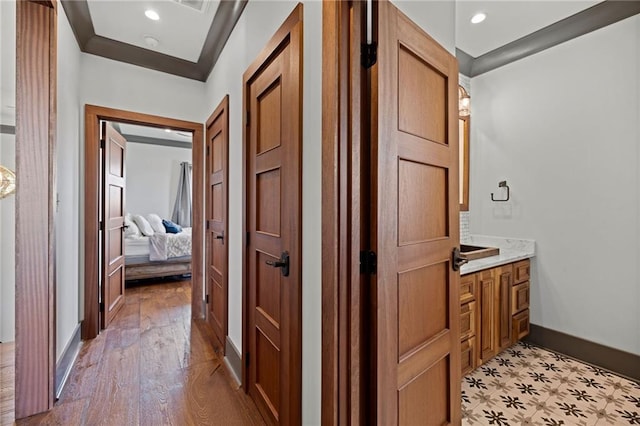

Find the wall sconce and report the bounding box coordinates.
[0,165,16,199]
[459,85,470,117]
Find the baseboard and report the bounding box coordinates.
[526,324,640,382]
[224,336,242,386]
[55,324,82,399]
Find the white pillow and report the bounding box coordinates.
[132,214,154,236]
[124,215,140,238]
[146,213,166,234]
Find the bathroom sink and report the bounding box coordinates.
[460,244,500,261]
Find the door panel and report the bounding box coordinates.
[373,2,460,424]
[245,6,303,425]
[205,96,229,351]
[102,123,126,328]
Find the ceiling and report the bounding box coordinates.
[117,122,192,143]
[456,1,601,58]
[87,0,219,63]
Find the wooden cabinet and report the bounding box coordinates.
[460,259,531,375]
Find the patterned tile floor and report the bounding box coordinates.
[462,342,640,425]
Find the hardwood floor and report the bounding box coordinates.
[14,279,264,426]
[1,342,15,425]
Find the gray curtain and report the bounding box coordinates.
[172,162,192,226]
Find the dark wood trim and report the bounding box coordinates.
[59,0,248,81]
[461,0,640,77]
[15,0,57,418]
[55,324,81,398]
[459,115,470,212]
[526,324,640,382]
[0,125,16,135]
[82,105,203,339]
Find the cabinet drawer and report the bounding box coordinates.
[460,301,476,340]
[512,309,530,343]
[461,336,476,376]
[514,260,530,284]
[511,281,530,314]
[460,274,477,304]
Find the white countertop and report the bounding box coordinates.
[460,235,535,275]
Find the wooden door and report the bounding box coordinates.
[372,2,461,424]
[205,96,229,351]
[244,6,302,425]
[101,123,126,328]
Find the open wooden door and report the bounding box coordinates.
[205,96,229,351]
[101,123,127,328]
[243,5,303,425]
[371,2,461,424]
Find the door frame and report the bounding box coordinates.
[14,0,57,418]
[241,2,304,419]
[321,1,368,423]
[204,95,230,352]
[82,105,204,339]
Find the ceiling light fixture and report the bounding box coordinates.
[165,129,172,133]
[145,9,160,21]
[471,12,486,24]
[0,165,16,200]
[459,86,470,117]
[143,35,159,48]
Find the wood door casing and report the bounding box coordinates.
[373,2,461,424]
[101,123,127,328]
[205,96,229,351]
[243,5,303,425]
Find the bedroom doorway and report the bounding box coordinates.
[83,105,204,340]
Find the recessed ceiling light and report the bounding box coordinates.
[165,129,172,133]
[145,9,160,21]
[143,35,159,48]
[471,12,486,24]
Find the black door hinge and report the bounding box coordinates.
[100,138,106,149]
[360,250,377,275]
[99,301,105,313]
[361,42,377,69]
[206,221,210,230]
[246,110,250,126]
[206,294,210,304]
[245,353,250,367]
[99,221,104,231]
[246,231,250,246]
[206,145,210,156]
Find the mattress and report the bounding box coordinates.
[125,236,150,257]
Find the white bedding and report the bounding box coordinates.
[125,228,192,261]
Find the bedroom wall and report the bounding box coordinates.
[55,4,83,361]
[0,133,15,343]
[202,1,455,423]
[125,142,192,219]
[0,0,15,343]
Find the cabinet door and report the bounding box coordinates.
[495,265,513,352]
[478,269,495,364]
[514,260,530,284]
[461,336,476,376]
[511,281,530,314]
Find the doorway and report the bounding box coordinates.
[242,5,303,425]
[83,106,204,339]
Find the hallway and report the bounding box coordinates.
[17,280,264,425]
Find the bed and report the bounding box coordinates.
[124,228,192,281]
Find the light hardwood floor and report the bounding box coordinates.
[0,342,14,425]
[11,279,264,426]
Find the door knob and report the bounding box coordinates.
[452,247,468,272]
[265,251,290,277]
[215,231,224,244]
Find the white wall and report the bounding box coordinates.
[469,16,640,355]
[0,0,16,343]
[125,142,192,219]
[55,5,83,360]
[0,133,15,342]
